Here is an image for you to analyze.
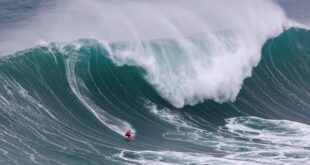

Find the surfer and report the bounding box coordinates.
[125,130,133,139]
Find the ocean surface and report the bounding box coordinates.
[0,0,310,164]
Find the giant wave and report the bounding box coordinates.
[0,28,309,164]
[0,0,310,164]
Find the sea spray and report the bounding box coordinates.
[0,0,288,108]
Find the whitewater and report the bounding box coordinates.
[0,0,310,164]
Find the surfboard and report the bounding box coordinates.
[127,137,135,141]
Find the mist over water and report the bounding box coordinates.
[0,0,310,164]
[1,0,289,107]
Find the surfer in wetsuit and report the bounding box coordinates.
[125,130,133,139]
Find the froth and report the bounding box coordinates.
[1,0,288,107]
[107,0,288,107]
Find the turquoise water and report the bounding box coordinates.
[0,0,310,164]
[0,28,309,164]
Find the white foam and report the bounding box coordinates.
[225,117,310,147]
[146,101,310,164]
[64,47,135,136]
[103,0,289,107]
[0,0,296,107]
[114,150,250,165]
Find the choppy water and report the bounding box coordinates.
[0,0,309,164]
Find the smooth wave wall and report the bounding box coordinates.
[0,27,309,164]
[0,0,289,107]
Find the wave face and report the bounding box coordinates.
[0,0,288,109]
[0,27,310,164]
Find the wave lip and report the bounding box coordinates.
[0,26,310,164]
[0,0,291,108]
[105,0,288,108]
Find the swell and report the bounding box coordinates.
[0,28,309,164]
[0,28,309,129]
[184,28,310,125]
[0,0,289,108]
[240,28,310,123]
